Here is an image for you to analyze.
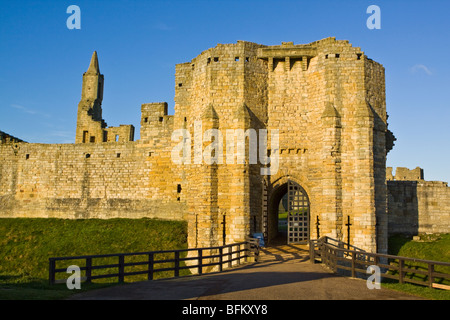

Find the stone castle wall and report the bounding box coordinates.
[0,140,185,221]
[4,38,436,256]
[387,167,450,235]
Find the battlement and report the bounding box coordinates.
[141,102,168,121]
[140,102,173,143]
[105,125,135,142]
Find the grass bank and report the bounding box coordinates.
[382,234,450,300]
[0,218,187,300]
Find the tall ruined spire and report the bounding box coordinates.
[86,51,100,74]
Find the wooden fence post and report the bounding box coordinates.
[219,247,223,272]
[174,251,180,277]
[198,249,203,275]
[118,255,125,283]
[49,259,55,285]
[148,253,154,280]
[428,263,434,288]
[237,244,241,265]
[351,251,356,278]
[86,257,92,284]
[398,259,404,284]
[333,248,337,272]
[309,241,315,264]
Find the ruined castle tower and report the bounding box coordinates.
[75,51,106,144]
[75,51,135,144]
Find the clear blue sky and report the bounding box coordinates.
[1,0,449,183]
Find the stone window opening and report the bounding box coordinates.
[178,83,183,87]
[356,53,362,60]
[207,57,211,64]
[25,154,30,160]
[335,53,340,58]
[117,153,121,158]
[144,117,148,123]
[90,136,95,143]
[85,153,91,158]
[82,130,88,143]
[325,54,329,59]
[115,135,119,142]
[245,57,249,62]
[214,57,219,62]
[159,117,163,122]
[177,184,182,201]
[235,57,239,62]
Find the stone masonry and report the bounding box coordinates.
[387,167,450,235]
[4,38,446,257]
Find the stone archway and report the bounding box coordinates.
[267,179,310,245]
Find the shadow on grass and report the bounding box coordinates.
[0,276,117,300]
[388,234,412,255]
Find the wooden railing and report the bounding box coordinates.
[49,239,260,285]
[310,237,450,290]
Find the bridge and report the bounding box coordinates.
[61,240,437,300]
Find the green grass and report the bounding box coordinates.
[382,234,450,300]
[0,218,187,300]
[278,211,288,220]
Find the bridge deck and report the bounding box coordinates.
[69,244,424,300]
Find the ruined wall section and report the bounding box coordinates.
[0,131,25,144]
[387,167,450,235]
[104,125,135,142]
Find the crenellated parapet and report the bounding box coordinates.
[140,102,174,144]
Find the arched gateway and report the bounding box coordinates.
[266,179,310,245]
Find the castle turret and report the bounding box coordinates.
[75,51,106,143]
[75,51,134,143]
